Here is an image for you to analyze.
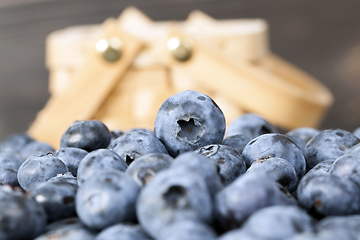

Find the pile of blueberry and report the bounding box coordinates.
[1,89,360,240]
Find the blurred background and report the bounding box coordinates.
[1,0,360,140]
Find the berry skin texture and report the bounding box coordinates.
[246,157,298,192]
[172,152,223,196]
[242,133,306,179]
[154,90,226,157]
[222,133,251,154]
[297,174,360,216]
[125,153,173,186]
[240,205,313,240]
[0,132,34,154]
[60,120,111,152]
[136,168,213,238]
[304,129,360,171]
[226,113,277,139]
[17,154,68,191]
[77,149,127,186]
[55,147,88,177]
[214,172,294,231]
[28,181,78,222]
[108,131,168,166]
[195,144,246,185]
[76,170,140,231]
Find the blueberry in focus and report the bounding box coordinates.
[17,154,68,191]
[76,170,140,230]
[226,113,277,139]
[246,157,298,192]
[242,133,306,179]
[77,149,127,186]
[297,174,360,216]
[154,90,226,157]
[125,153,173,186]
[136,167,213,238]
[195,144,246,185]
[60,120,111,152]
[55,147,88,177]
[304,129,360,171]
[172,152,223,196]
[222,133,251,154]
[109,131,168,166]
[214,172,295,231]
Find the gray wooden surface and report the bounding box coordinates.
[1,0,360,141]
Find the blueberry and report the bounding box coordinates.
[55,147,88,177]
[218,228,258,240]
[136,168,213,238]
[297,174,360,216]
[77,150,122,177]
[287,134,307,155]
[19,141,55,159]
[195,144,246,185]
[45,217,84,232]
[34,226,97,240]
[109,129,125,145]
[226,113,277,139]
[242,133,306,179]
[17,154,68,191]
[157,220,217,240]
[0,132,34,154]
[330,153,360,187]
[222,133,251,154]
[0,185,47,240]
[28,181,77,222]
[240,205,313,239]
[125,153,173,186]
[77,149,127,186]
[95,223,151,240]
[246,157,298,192]
[214,172,294,231]
[304,129,360,171]
[172,152,223,196]
[76,170,140,230]
[306,159,335,176]
[154,90,226,157]
[287,127,321,144]
[0,151,24,186]
[353,127,360,139]
[127,128,154,135]
[346,143,360,155]
[315,215,360,239]
[48,172,78,186]
[109,131,168,166]
[60,120,111,152]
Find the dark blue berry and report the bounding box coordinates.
[154,90,226,157]
[60,120,111,152]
